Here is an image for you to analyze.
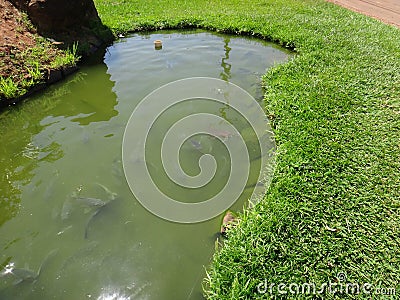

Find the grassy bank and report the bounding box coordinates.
[95,0,400,298]
[0,40,78,101]
[0,2,79,103]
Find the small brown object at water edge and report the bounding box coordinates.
[220,211,238,236]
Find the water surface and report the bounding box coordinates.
[0,30,291,299]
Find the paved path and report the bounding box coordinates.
[328,0,400,27]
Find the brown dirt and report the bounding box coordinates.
[327,0,400,27]
[0,0,37,49]
[0,0,37,77]
[0,0,65,103]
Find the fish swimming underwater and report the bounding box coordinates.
[188,136,213,154]
[84,208,103,239]
[190,139,202,151]
[1,249,58,285]
[96,182,118,201]
[62,184,118,238]
[79,183,118,239]
[75,197,107,208]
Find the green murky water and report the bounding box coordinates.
[0,30,291,299]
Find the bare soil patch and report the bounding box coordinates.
[0,0,37,77]
[0,0,70,103]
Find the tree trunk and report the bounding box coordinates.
[8,0,113,53]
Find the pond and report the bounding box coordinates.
[0,30,291,299]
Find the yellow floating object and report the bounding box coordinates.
[154,40,162,49]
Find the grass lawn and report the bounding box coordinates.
[94,0,400,298]
[0,40,78,100]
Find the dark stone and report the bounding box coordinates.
[220,211,237,236]
[47,68,63,84]
[29,82,47,93]
[62,65,78,77]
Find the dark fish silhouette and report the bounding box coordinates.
[84,208,104,239]
[7,249,58,285]
[75,197,107,208]
[82,183,118,239]
[190,139,202,151]
[63,184,117,238]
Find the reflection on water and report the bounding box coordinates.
[220,37,232,81]
[0,30,291,299]
[47,66,118,125]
